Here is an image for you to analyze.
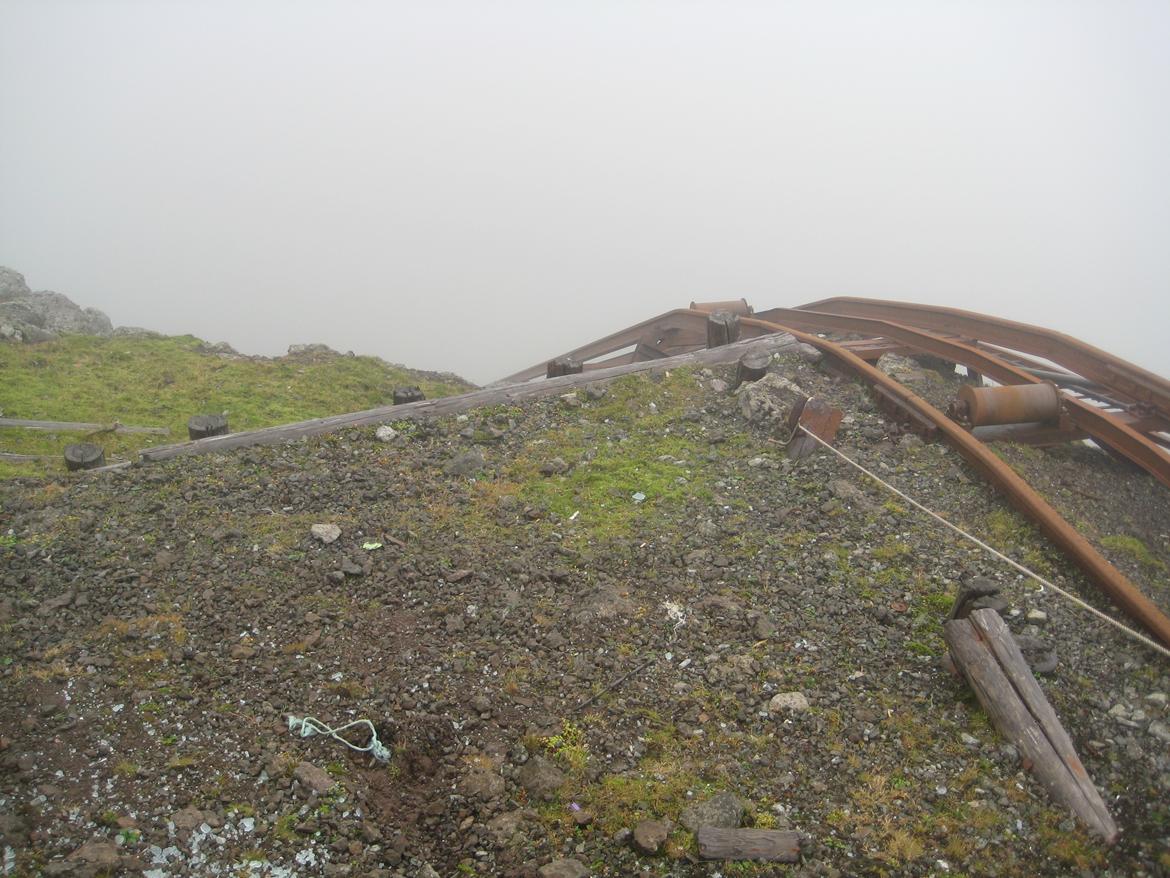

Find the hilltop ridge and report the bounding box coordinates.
[1,349,1168,876]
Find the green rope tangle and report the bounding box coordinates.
[287,714,392,763]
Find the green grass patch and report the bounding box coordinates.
[502,369,725,544]
[0,333,472,478]
[1100,534,1166,571]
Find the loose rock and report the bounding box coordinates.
[680,791,745,832]
[633,819,670,855]
[768,691,810,714]
[310,523,342,544]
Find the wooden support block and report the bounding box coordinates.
[393,387,425,405]
[188,414,229,440]
[64,443,105,471]
[870,384,939,441]
[944,609,1118,843]
[546,357,583,378]
[633,337,668,361]
[696,827,802,862]
[947,578,1001,620]
[785,397,844,460]
[734,351,771,387]
[706,310,741,349]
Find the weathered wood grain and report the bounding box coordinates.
[944,610,1117,842]
[64,443,105,471]
[0,417,169,435]
[706,310,741,348]
[696,827,802,861]
[138,333,798,462]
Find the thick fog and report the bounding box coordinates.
[2,1,1168,385]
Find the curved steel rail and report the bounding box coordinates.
[797,296,1170,418]
[750,307,1170,492]
[735,312,1170,648]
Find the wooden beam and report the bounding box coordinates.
[139,333,799,462]
[0,418,169,435]
[696,827,802,862]
[943,609,1118,843]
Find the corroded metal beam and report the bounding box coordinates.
[735,312,1170,648]
[752,307,1170,493]
[797,296,1170,418]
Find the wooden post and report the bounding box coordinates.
[546,357,583,378]
[944,609,1118,843]
[706,310,741,349]
[734,351,771,387]
[63,443,105,471]
[188,414,229,440]
[696,827,802,862]
[393,387,425,405]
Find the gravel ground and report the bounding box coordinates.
[1,353,1168,877]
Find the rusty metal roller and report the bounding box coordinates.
[957,382,1062,427]
[690,299,754,316]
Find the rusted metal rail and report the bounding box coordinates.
[749,306,1170,492]
[797,297,1170,418]
[514,304,1170,647]
[734,312,1170,648]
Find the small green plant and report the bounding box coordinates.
[543,720,589,773]
[113,761,140,777]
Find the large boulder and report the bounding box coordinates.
[0,266,31,302]
[737,372,808,426]
[23,290,113,335]
[0,268,115,342]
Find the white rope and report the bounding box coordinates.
[288,715,392,763]
[797,426,1170,661]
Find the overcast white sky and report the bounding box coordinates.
[2,1,1168,384]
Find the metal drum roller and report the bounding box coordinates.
[956,382,1062,427]
[690,299,754,316]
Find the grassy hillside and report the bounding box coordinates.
[0,334,473,477]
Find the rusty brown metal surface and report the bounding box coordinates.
[690,298,754,316]
[956,383,1062,427]
[786,397,844,460]
[504,300,1170,645]
[734,313,1170,649]
[972,421,1089,447]
[752,306,1170,493]
[797,296,1170,418]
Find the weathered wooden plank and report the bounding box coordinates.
[706,311,741,348]
[0,452,55,462]
[0,418,169,435]
[966,609,1118,841]
[696,827,802,861]
[734,350,771,387]
[188,414,229,440]
[139,333,799,462]
[393,387,425,405]
[546,357,583,378]
[944,612,1117,842]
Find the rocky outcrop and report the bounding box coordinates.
[0,266,115,343]
[0,266,31,301]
